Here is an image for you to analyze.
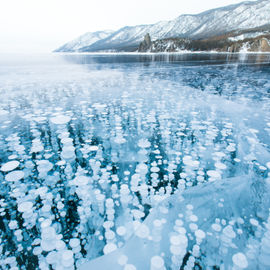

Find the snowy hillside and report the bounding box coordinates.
[56,0,270,52]
[55,30,113,52]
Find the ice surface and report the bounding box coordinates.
[80,175,270,269]
[0,53,270,270]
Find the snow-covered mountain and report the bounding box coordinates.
[54,30,113,52]
[56,0,270,52]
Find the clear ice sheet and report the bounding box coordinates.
[0,53,270,270]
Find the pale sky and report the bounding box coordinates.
[0,0,258,53]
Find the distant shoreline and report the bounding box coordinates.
[54,51,270,55]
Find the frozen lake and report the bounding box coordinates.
[0,53,270,270]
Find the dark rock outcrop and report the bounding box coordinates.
[138,33,152,52]
[260,38,270,52]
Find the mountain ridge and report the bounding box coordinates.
[55,0,270,53]
[54,30,113,52]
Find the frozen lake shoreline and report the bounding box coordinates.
[54,51,270,55]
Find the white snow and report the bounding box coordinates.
[228,32,268,42]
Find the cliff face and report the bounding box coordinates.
[261,38,270,52]
[138,34,152,52]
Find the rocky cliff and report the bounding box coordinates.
[138,34,152,52]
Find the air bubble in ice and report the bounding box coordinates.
[73,176,90,186]
[37,160,53,173]
[18,201,33,213]
[116,226,127,236]
[189,215,198,222]
[118,255,128,265]
[138,139,151,148]
[232,253,248,269]
[103,243,117,254]
[105,230,115,240]
[89,145,99,151]
[61,250,74,267]
[69,238,80,248]
[215,162,227,170]
[195,229,206,239]
[0,160,20,172]
[151,256,164,270]
[170,235,182,246]
[8,220,18,230]
[50,115,71,125]
[56,240,66,251]
[135,223,150,238]
[212,223,222,232]
[207,170,221,179]
[124,264,137,270]
[250,218,259,226]
[5,170,24,182]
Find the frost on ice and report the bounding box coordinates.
[0,53,270,269]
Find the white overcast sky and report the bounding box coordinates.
[0,0,257,53]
